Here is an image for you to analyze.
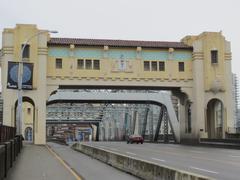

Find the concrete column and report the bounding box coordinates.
[33,33,48,144]
[191,41,205,141]
[224,60,234,133]
[179,100,186,139]
[2,32,15,127]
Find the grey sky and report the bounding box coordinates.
[1,0,239,78]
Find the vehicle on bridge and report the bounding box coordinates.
[127,134,144,144]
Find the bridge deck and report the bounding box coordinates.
[81,141,240,180]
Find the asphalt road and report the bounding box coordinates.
[48,142,139,180]
[81,141,240,180]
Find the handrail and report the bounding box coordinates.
[0,125,16,143]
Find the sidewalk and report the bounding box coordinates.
[6,142,77,180]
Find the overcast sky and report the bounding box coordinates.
[1,0,240,81]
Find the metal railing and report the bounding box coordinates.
[0,125,16,143]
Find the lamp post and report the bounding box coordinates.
[16,30,58,136]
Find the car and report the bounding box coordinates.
[127,134,144,144]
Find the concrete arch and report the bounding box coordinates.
[206,98,224,139]
[14,96,35,126]
[172,90,192,141]
[14,96,35,143]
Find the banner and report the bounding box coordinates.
[7,61,33,90]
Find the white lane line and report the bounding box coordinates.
[189,150,204,154]
[110,148,118,151]
[151,157,166,162]
[229,155,240,158]
[126,152,136,156]
[189,166,219,174]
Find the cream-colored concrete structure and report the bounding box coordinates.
[0,24,234,144]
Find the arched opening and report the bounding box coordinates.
[15,96,35,142]
[25,127,33,141]
[206,99,223,139]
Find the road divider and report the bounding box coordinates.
[72,143,211,180]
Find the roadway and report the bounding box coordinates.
[81,141,240,180]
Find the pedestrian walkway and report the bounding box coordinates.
[47,142,139,180]
[6,142,77,180]
[6,142,139,180]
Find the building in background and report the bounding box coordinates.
[232,74,240,132]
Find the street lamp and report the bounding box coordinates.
[16,30,58,136]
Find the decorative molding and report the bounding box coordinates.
[111,58,133,73]
[224,53,232,61]
[192,52,204,60]
[168,48,174,60]
[136,46,142,59]
[103,46,109,58]
[209,78,225,93]
[2,47,14,55]
[38,47,48,55]
[69,44,75,57]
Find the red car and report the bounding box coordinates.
[127,134,144,144]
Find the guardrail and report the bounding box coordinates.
[0,125,16,143]
[0,125,23,180]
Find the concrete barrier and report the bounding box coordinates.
[72,143,210,180]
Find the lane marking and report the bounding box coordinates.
[229,155,240,158]
[46,145,82,180]
[92,143,240,167]
[129,146,240,167]
[126,152,136,156]
[110,148,118,151]
[189,166,219,174]
[151,157,166,162]
[189,150,204,154]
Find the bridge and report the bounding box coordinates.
[0,24,235,144]
[2,141,240,180]
[0,24,238,180]
[47,90,180,142]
